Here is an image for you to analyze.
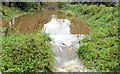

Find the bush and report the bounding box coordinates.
[1,31,55,72]
[77,36,119,72]
[62,3,119,72]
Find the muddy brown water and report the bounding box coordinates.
[2,10,92,72]
[2,10,89,35]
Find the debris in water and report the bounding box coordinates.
[56,42,63,52]
[61,43,66,47]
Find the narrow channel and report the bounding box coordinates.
[43,15,92,72]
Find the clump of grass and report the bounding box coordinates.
[1,31,55,72]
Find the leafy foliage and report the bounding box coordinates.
[62,3,119,72]
[1,31,55,72]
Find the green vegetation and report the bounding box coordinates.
[1,30,55,72]
[1,2,119,72]
[62,3,119,72]
[2,2,42,19]
[2,2,41,11]
[1,2,55,72]
[2,5,28,19]
[1,2,58,19]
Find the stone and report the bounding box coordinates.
[56,68,67,72]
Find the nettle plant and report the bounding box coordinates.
[1,31,55,72]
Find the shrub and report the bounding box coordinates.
[62,3,119,72]
[1,31,55,72]
[77,36,119,72]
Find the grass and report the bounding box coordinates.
[1,5,55,72]
[1,29,55,72]
[62,3,119,72]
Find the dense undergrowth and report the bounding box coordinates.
[1,30,55,72]
[62,3,119,72]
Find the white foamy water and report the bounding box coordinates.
[9,18,15,28]
[43,15,94,72]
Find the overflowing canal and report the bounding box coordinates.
[2,10,96,72]
[43,15,89,72]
